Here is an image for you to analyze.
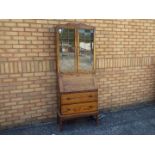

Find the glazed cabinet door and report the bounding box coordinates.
[78,29,94,72]
[57,27,76,73]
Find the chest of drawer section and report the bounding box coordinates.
[60,91,98,115]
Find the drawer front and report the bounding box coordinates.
[61,102,97,115]
[61,91,97,105]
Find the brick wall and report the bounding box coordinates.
[0,19,155,128]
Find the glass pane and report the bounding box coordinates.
[68,29,74,39]
[79,29,94,71]
[60,28,68,39]
[58,28,75,72]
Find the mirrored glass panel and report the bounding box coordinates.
[58,28,75,72]
[79,29,94,71]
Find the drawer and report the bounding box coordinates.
[61,102,97,115]
[61,91,97,105]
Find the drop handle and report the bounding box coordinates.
[67,97,71,100]
[88,95,93,97]
[67,108,70,111]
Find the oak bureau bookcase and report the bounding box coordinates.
[56,23,98,130]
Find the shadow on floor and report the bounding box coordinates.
[1,103,155,135]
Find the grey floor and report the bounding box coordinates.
[1,103,155,135]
